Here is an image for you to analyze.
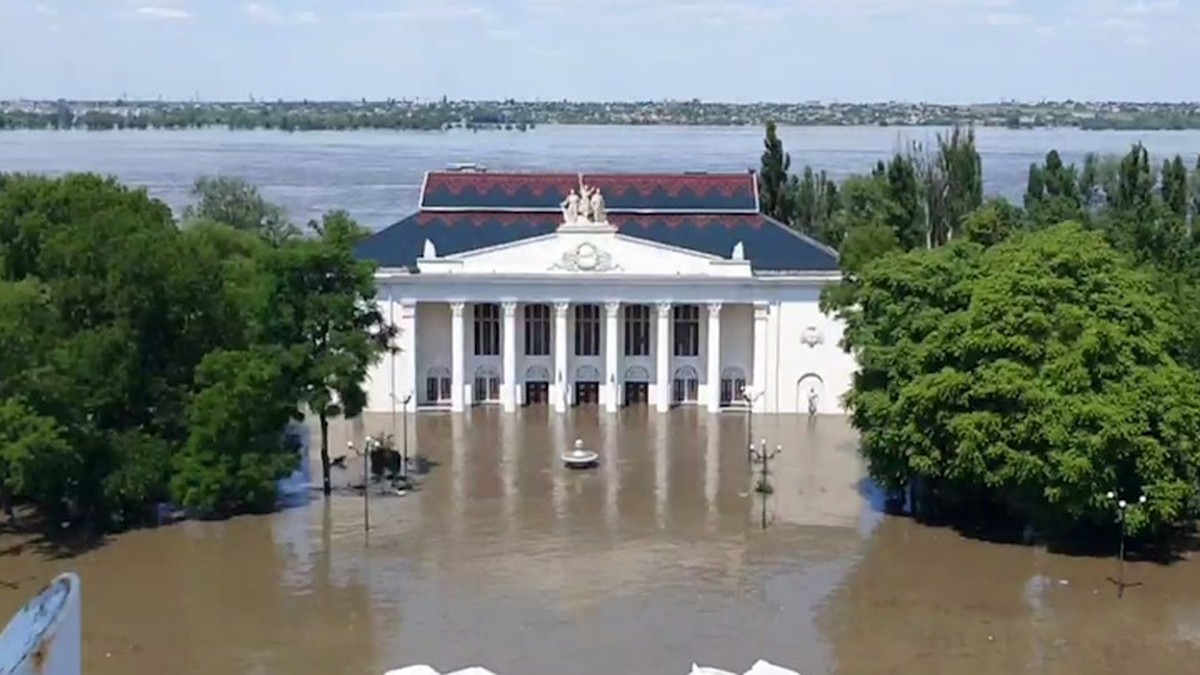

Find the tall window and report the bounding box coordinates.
[574,304,601,356]
[673,304,699,357]
[473,303,500,356]
[623,304,650,356]
[524,304,550,356]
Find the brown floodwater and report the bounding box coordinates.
[2,409,1200,675]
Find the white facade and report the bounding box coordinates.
[363,220,856,416]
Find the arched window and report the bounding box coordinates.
[798,373,825,415]
[425,366,451,404]
[624,365,650,382]
[672,365,699,404]
[524,364,551,382]
[575,365,601,382]
[720,367,747,406]
[474,366,501,404]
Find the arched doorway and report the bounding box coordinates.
[673,365,700,405]
[574,364,601,406]
[720,366,747,407]
[623,365,650,406]
[473,366,500,404]
[797,373,825,415]
[524,364,550,406]
[424,365,451,405]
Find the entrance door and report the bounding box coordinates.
[575,382,600,406]
[525,382,549,406]
[624,382,648,406]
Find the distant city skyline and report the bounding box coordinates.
[1,0,1198,103]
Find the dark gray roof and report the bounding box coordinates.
[355,211,839,273]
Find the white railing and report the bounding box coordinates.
[0,573,82,675]
[386,661,801,675]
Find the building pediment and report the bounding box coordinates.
[417,225,752,278]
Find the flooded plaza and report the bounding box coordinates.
[2,409,1200,675]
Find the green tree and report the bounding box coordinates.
[1024,150,1083,226]
[1160,155,1188,219]
[792,166,839,240]
[171,347,300,516]
[925,126,983,247]
[839,223,1200,538]
[183,176,298,244]
[963,197,1025,247]
[758,121,793,223]
[0,398,76,523]
[265,211,393,495]
[880,151,926,250]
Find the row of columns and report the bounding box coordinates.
[445,300,727,414]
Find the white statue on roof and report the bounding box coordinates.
[578,183,594,222]
[560,189,581,224]
[589,187,607,223]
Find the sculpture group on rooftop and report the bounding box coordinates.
[561,183,606,224]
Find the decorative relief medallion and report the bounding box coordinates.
[800,325,824,348]
[551,242,619,272]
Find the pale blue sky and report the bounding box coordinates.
[1,0,1197,102]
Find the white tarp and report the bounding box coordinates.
[386,661,799,675]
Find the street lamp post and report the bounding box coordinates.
[748,440,782,530]
[742,386,762,465]
[1107,491,1147,599]
[402,393,413,480]
[352,439,369,537]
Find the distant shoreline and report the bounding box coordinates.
[5,121,1200,133]
[5,100,1200,133]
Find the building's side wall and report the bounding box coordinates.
[772,299,855,415]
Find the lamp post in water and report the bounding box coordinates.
[748,440,781,529]
[742,386,762,464]
[354,439,369,537]
[1107,491,1147,599]
[402,393,413,479]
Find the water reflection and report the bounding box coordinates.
[3,411,1200,675]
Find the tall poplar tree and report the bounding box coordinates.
[759,121,793,223]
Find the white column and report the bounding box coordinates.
[450,301,466,412]
[752,302,769,414]
[655,302,672,413]
[399,300,417,412]
[501,301,517,413]
[706,302,722,413]
[604,301,620,413]
[553,301,569,413]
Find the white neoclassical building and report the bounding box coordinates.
[356,169,856,416]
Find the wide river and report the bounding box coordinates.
[4,125,1200,230]
[3,127,1200,674]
